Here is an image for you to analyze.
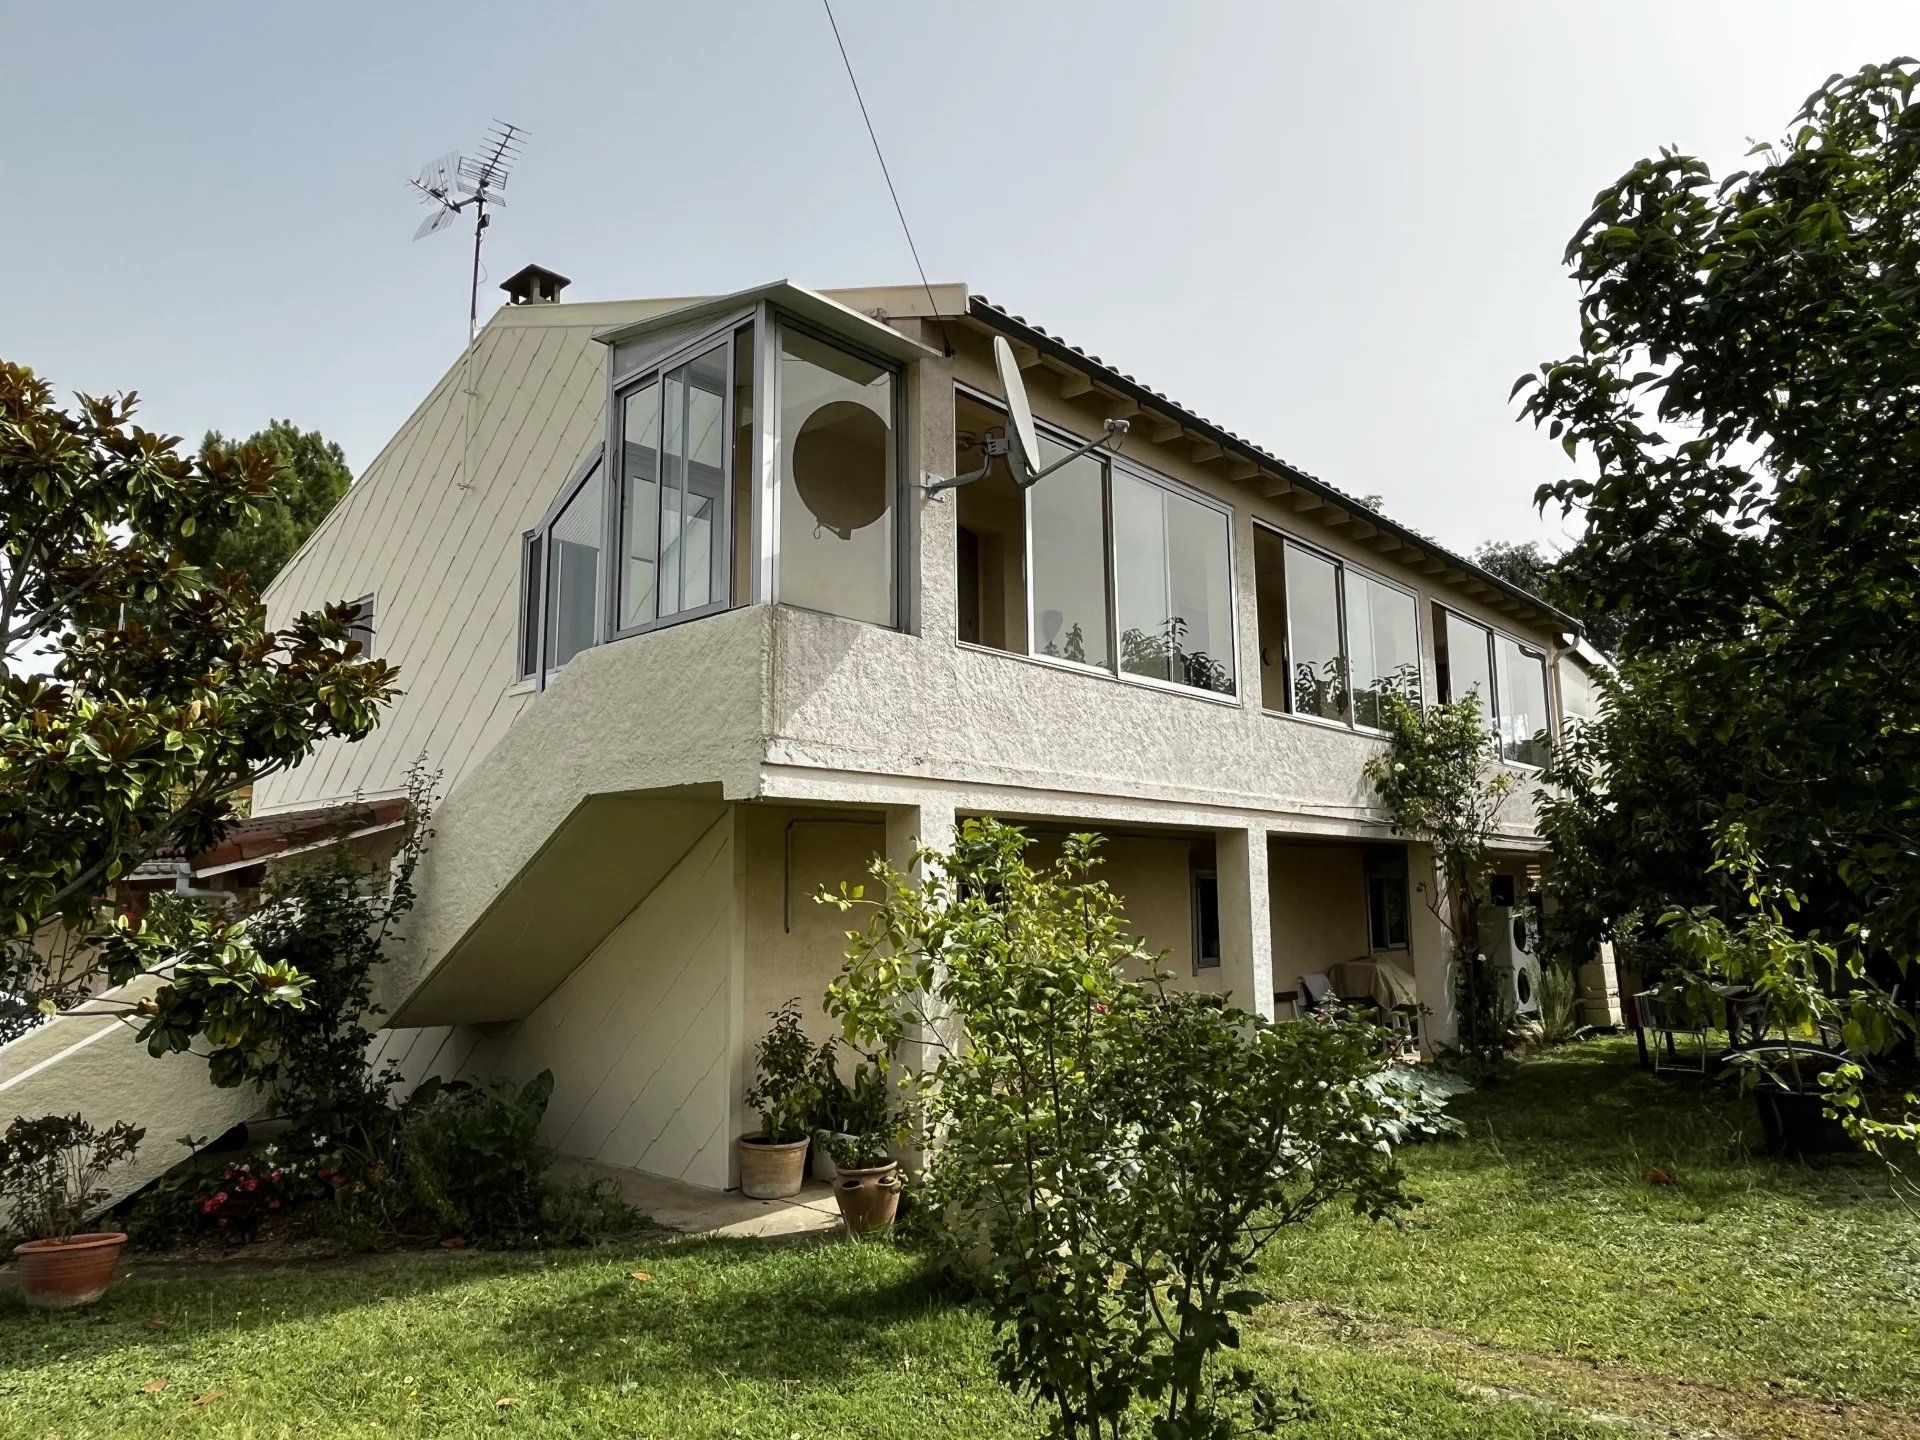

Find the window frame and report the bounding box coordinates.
[1433,602,1554,771]
[955,380,1241,703]
[765,312,909,631]
[1256,520,1422,735]
[606,315,751,646]
[515,532,542,682]
[517,444,605,687]
[1364,851,1411,953]
[345,593,377,659]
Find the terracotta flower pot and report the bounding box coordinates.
[13,1232,129,1309]
[737,1135,810,1200]
[834,1160,901,1235]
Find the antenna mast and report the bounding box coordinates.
[408,121,528,340]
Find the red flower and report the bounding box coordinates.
[212,1190,229,1205]
[223,1167,236,1181]
[268,1169,283,1183]
[316,1167,335,1180]
[216,1216,230,1228]
[266,1197,281,1210]
[239,1176,258,1192]
[197,1196,218,1215]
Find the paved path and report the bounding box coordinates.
[551,1156,845,1241]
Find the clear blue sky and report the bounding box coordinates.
[3,2,1912,555]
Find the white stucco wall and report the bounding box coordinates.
[0,977,262,1212]
[454,817,740,1190]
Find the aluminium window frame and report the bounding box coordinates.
[518,443,605,689]
[1257,519,1422,736]
[956,379,1242,703]
[1432,601,1554,771]
[605,312,754,646]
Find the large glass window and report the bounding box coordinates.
[1441,611,1495,720]
[1558,655,1597,734]
[956,391,1236,697]
[618,341,729,632]
[1113,472,1235,694]
[1345,570,1420,729]
[1256,531,1420,729]
[543,461,604,672]
[777,328,896,625]
[1029,437,1109,668]
[1435,606,1553,767]
[617,381,661,629]
[1495,633,1550,767]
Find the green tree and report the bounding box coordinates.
[1514,58,1920,971]
[186,420,350,592]
[0,361,398,1051]
[1469,539,1630,656]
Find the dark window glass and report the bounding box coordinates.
[346,594,376,657]
[1368,872,1410,950]
[1192,870,1221,971]
[518,534,542,678]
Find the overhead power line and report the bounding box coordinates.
[820,0,955,358]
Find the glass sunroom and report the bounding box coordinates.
[516,284,934,686]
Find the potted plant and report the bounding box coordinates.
[739,1000,817,1200]
[827,1055,906,1235]
[0,1113,144,1308]
[1734,1041,1855,1156]
[807,1039,856,1185]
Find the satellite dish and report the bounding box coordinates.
[994,336,1041,487]
[923,338,1130,497]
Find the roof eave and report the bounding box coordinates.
[592,280,941,365]
[964,296,1578,636]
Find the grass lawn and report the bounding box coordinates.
[4,1036,1917,1440]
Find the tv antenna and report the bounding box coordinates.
[925,336,1128,495]
[409,120,527,340]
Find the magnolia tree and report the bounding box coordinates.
[0,360,397,1055]
[823,821,1436,1440]
[1364,692,1517,1078]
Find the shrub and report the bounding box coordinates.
[1527,962,1585,1048]
[399,1071,555,1243]
[825,820,1425,1439]
[533,1177,649,1247]
[0,1114,144,1244]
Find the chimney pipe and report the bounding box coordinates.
[500,264,571,305]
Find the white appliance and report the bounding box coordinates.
[1485,908,1542,1017]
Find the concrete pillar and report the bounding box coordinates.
[1215,825,1274,1020]
[900,319,958,645]
[1407,841,1456,1051]
[883,797,958,1165]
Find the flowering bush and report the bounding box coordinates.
[186,1145,339,1238]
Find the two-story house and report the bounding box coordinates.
[5,268,1594,1199]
